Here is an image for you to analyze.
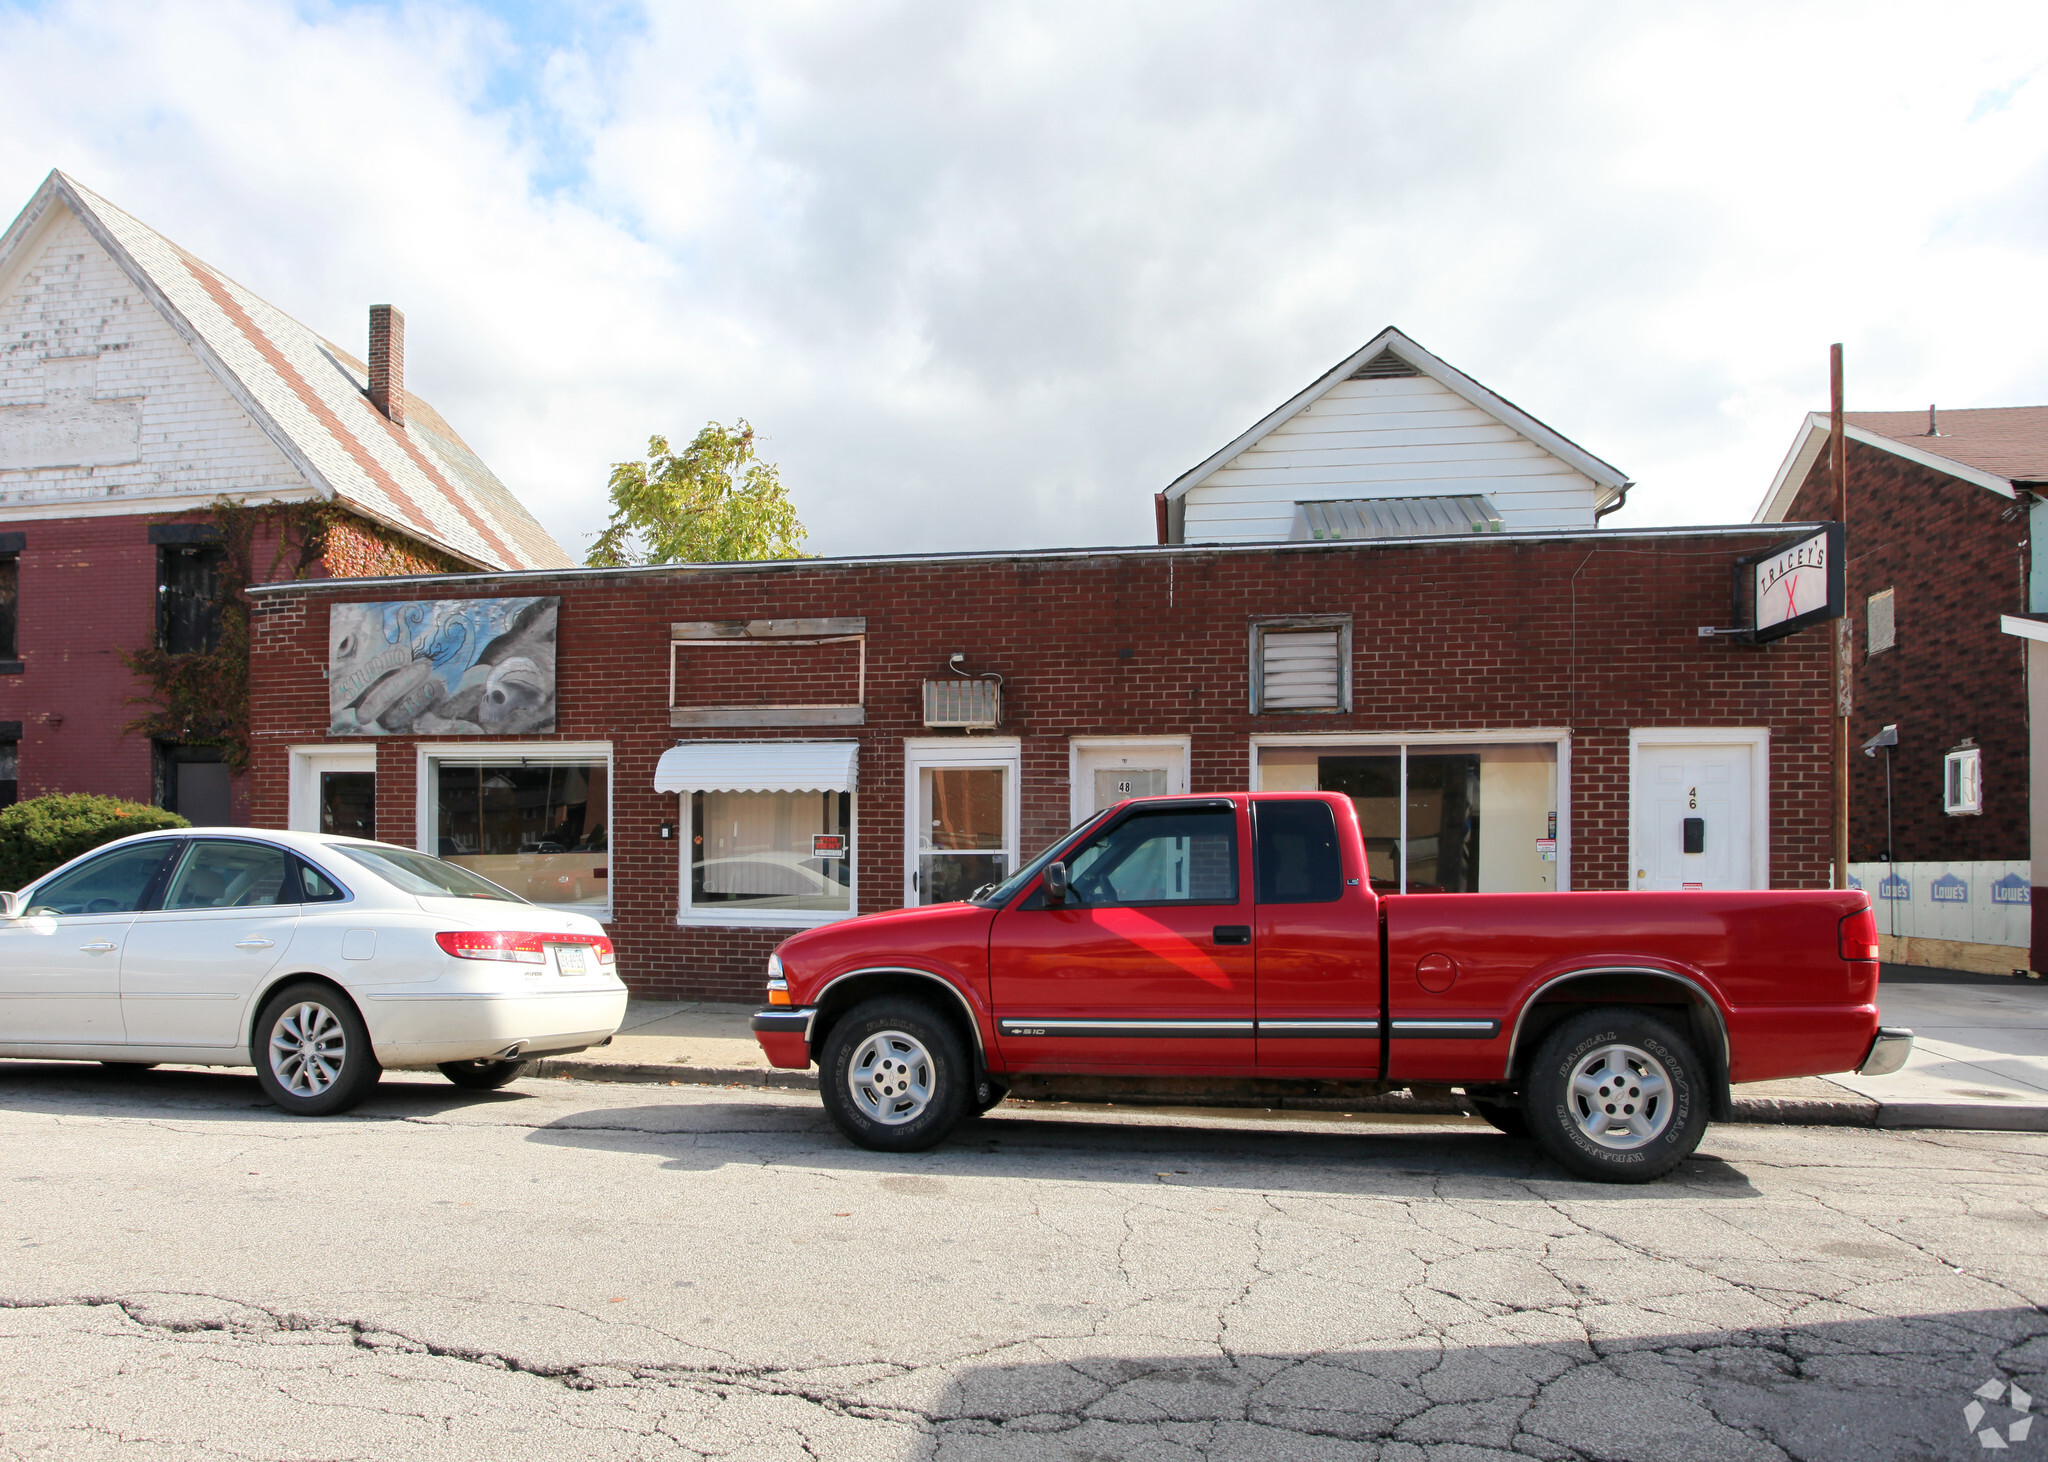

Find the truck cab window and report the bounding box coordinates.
[1253,800,1343,903]
[1062,807,1237,907]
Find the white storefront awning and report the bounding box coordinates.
[653,741,859,794]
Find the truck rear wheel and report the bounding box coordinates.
[1523,1008,1706,1183]
[818,998,969,1153]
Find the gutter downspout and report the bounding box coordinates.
[1593,480,1634,522]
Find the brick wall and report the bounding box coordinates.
[1785,441,2029,862]
[249,531,1834,1002]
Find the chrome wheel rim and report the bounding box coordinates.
[270,1001,347,1097]
[849,1029,934,1126]
[1566,1042,1672,1150]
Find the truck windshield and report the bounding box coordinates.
[970,811,1111,907]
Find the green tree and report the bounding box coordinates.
[586,420,807,566]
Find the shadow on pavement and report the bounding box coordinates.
[884,1308,2046,1460]
[0,1059,527,1120]
[521,1101,1763,1199]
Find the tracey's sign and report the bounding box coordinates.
[1737,523,1844,644]
[329,597,559,735]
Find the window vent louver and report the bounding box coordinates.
[923,678,1001,729]
[1257,626,1346,712]
[1349,350,1421,380]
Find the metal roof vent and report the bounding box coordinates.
[1348,350,1421,380]
[923,677,1001,729]
[1291,494,1505,541]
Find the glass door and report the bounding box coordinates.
[905,740,1020,906]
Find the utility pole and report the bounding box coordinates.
[1831,345,1851,889]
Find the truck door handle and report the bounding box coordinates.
[1212,925,1251,945]
[79,940,118,954]
[234,938,276,950]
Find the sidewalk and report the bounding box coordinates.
[533,967,2048,1131]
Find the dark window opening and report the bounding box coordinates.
[0,553,17,662]
[158,544,224,655]
[155,743,233,827]
[0,738,16,810]
[319,771,376,838]
[1319,754,1481,893]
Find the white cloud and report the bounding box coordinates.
[3,0,2045,558]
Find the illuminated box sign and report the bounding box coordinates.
[1734,523,1844,644]
[812,833,848,859]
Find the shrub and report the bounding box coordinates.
[0,794,189,891]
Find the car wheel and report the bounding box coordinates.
[1467,1097,1529,1138]
[438,1058,533,1091]
[971,1076,1011,1115]
[818,998,969,1153]
[251,982,382,1117]
[1523,1007,1707,1183]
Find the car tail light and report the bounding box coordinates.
[1839,908,1880,962]
[436,931,616,965]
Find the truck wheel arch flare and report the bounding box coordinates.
[1505,966,1732,1087]
[809,966,990,1059]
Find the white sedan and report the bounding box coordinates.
[0,828,628,1115]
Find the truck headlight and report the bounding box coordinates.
[766,952,789,1005]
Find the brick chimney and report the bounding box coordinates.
[367,304,405,425]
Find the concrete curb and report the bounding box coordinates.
[529,1058,2048,1132]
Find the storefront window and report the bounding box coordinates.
[690,790,852,915]
[1257,741,1559,893]
[432,759,608,912]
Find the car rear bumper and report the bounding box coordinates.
[1857,1026,1914,1077]
[364,984,629,1068]
[752,1007,814,1069]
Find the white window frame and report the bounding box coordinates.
[414,741,615,922]
[904,737,1022,906]
[1251,616,1353,715]
[1067,736,1192,825]
[675,780,859,931]
[1249,728,1572,891]
[287,744,376,835]
[1946,745,1983,816]
[1627,727,1771,890]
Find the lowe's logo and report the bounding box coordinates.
[1932,873,1970,904]
[1993,873,2033,906]
[1879,875,1910,901]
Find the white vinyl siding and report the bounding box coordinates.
[1181,375,1604,543]
[1254,621,1350,713]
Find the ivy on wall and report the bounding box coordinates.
[121,499,465,770]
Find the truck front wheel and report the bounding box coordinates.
[1523,1008,1707,1183]
[818,998,969,1153]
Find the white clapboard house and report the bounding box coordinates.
[1157,327,1632,545]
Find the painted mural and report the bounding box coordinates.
[329,598,558,735]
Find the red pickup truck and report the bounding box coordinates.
[751,793,1910,1182]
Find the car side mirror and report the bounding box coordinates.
[1042,862,1068,906]
[0,891,20,920]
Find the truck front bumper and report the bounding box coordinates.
[752,1007,816,1070]
[1857,1027,1914,1076]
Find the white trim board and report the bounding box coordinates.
[1626,727,1771,890]
[286,743,376,835]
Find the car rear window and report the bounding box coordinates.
[331,844,525,902]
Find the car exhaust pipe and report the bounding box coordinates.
[494,1043,524,1061]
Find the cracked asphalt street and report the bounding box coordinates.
[1,1063,2044,1460]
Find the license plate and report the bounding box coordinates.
[553,945,588,976]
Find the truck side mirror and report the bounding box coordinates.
[1042,862,1068,906]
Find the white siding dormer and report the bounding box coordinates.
[1164,329,1629,545]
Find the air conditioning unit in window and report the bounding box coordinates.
[923,678,1000,729]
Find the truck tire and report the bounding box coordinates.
[818,997,969,1153]
[1523,1007,1706,1183]
[1468,1098,1530,1139]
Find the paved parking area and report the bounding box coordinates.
[1,1062,2044,1459]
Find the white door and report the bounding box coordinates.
[904,740,1021,906]
[121,839,300,1048]
[1070,740,1190,823]
[0,840,185,1045]
[289,747,376,837]
[1633,742,1755,891]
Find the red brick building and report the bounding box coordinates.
[247,527,1833,1002]
[1758,406,2045,971]
[0,171,569,823]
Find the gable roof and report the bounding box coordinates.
[1754,405,2048,523]
[1162,325,1632,506]
[0,171,570,571]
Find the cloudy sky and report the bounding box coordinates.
[3,0,2045,560]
